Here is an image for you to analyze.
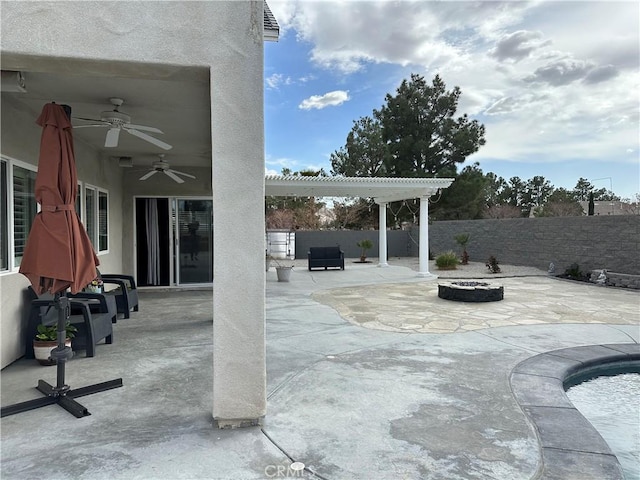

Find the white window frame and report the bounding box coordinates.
[0,155,39,274]
[84,183,109,254]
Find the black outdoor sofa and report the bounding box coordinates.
[308,246,345,271]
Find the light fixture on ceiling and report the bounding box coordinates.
[0,70,27,93]
[118,156,133,168]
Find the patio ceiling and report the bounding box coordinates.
[265,175,455,203]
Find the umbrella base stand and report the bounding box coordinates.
[1,378,123,418]
[1,294,123,419]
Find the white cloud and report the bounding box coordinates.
[267,0,639,190]
[266,73,292,89]
[299,90,350,110]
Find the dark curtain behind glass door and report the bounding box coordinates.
[135,198,170,286]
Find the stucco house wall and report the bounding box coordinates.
[1,1,266,425]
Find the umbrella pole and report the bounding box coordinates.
[50,293,73,392]
[1,293,122,418]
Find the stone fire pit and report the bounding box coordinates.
[438,281,504,302]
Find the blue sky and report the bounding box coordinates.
[264,1,639,200]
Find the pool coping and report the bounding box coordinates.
[510,343,640,480]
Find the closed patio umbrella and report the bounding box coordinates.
[2,103,122,418]
[19,102,98,294]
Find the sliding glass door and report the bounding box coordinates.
[175,198,213,285]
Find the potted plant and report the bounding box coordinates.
[454,233,470,265]
[356,239,374,262]
[86,277,103,293]
[33,322,77,366]
[271,257,294,282]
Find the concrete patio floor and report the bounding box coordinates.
[1,259,639,480]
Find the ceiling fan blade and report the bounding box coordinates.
[139,170,159,181]
[123,123,163,134]
[73,116,105,123]
[167,168,196,179]
[164,170,185,184]
[105,127,120,147]
[73,124,109,129]
[124,127,172,150]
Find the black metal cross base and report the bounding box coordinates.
[1,378,123,418]
[1,294,123,419]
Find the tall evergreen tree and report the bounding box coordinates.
[376,74,485,177]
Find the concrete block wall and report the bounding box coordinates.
[290,215,638,275]
[426,215,639,275]
[294,230,413,259]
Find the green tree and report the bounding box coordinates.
[432,163,488,220]
[483,172,508,208]
[573,178,593,201]
[536,188,583,217]
[330,117,389,177]
[376,74,486,177]
[500,176,526,209]
[522,176,554,217]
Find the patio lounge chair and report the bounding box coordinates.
[97,269,139,319]
[25,287,114,359]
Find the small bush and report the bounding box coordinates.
[486,255,501,273]
[435,251,459,270]
[564,263,582,279]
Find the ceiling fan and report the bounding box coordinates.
[73,97,172,150]
[139,155,195,184]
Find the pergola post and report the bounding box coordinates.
[378,202,388,268]
[417,196,436,278]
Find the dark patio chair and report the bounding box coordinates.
[66,290,118,324]
[25,286,114,358]
[96,269,139,319]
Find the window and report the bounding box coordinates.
[12,164,38,267]
[98,190,108,252]
[75,182,82,219]
[0,160,8,271]
[84,185,109,253]
[85,187,96,246]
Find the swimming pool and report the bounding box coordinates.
[510,344,640,480]
[566,371,640,480]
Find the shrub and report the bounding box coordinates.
[435,251,459,270]
[564,263,583,279]
[486,255,501,273]
[454,233,470,265]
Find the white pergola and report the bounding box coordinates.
[265,175,455,278]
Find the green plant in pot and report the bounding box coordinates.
[356,239,374,262]
[33,323,77,366]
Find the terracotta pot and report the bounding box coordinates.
[33,339,72,366]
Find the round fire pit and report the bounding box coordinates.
[438,281,504,302]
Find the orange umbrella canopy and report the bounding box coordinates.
[19,103,99,295]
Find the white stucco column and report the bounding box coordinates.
[417,196,437,279]
[378,202,388,267]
